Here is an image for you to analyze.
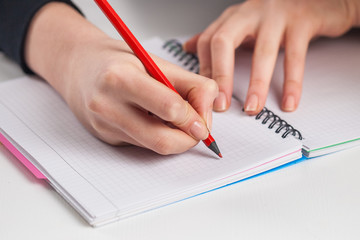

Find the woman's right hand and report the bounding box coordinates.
[25,2,218,155]
[63,39,218,154]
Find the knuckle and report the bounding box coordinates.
[286,49,299,59]
[223,5,238,15]
[249,78,267,90]
[161,98,183,122]
[173,102,191,127]
[98,63,139,92]
[89,117,107,135]
[206,79,219,93]
[92,126,125,146]
[211,32,230,47]
[286,51,305,66]
[201,78,219,96]
[284,79,302,90]
[152,134,174,155]
[213,73,231,86]
[197,33,212,47]
[289,3,309,19]
[98,67,121,90]
[255,43,276,57]
[87,94,105,114]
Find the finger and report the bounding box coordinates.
[183,33,200,53]
[85,95,145,147]
[158,60,219,128]
[147,56,218,130]
[113,104,199,155]
[176,74,218,131]
[196,7,236,78]
[210,14,258,112]
[88,95,198,154]
[282,24,311,111]
[245,20,285,115]
[110,69,210,141]
[240,36,256,49]
[88,116,144,147]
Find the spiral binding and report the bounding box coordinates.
[163,39,199,73]
[163,39,302,140]
[255,107,303,140]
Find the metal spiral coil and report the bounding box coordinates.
[163,39,302,140]
[163,39,199,73]
[255,107,303,140]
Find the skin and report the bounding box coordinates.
[23,1,360,154]
[184,0,360,115]
[24,2,219,155]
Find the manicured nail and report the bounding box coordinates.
[213,92,227,112]
[283,95,295,112]
[245,94,258,112]
[190,121,208,140]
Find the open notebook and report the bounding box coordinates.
[0,78,301,226]
[0,32,358,226]
[144,32,360,157]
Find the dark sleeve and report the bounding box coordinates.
[0,0,82,74]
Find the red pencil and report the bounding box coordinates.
[94,0,222,158]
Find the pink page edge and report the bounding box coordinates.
[0,132,47,179]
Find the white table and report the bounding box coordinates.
[1,1,360,239]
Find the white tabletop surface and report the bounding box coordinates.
[1,0,360,239]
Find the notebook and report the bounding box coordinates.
[0,32,357,226]
[144,31,360,158]
[0,77,301,226]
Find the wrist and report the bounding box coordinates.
[24,2,109,97]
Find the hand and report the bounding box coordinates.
[25,2,218,154]
[185,0,360,114]
[63,39,218,154]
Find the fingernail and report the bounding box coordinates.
[283,95,295,111]
[245,94,258,112]
[213,92,227,111]
[190,121,208,140]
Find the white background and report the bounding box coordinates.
[1,0,360,239]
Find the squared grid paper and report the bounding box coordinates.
[0,97,117,219]
[233,33,360,154]
[0,76,301,222]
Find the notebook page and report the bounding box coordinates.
[0,84,119,223]
[232,32,360,156]
[0,77,301,225]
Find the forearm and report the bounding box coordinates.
[24,2,109,96]
[0,0,82,72]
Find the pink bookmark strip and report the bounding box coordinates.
[0,132,47,179]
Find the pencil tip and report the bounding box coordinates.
[206,141,222,159]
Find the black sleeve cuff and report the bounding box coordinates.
[0,0,83,74]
